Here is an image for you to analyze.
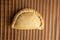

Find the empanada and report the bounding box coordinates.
[11,8,44,30]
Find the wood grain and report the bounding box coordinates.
[0,0,60,40]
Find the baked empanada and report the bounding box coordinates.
[11,8,44,30]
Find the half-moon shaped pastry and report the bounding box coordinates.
[11,8,44,30]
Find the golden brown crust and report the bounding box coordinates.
[11,8,44,30]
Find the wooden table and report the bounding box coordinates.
[0,0,60,40]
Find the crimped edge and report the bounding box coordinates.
[11,8,44,30]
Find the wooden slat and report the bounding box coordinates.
[1,0,5,40]
[0,0,60,40]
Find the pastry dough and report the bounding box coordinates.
[11,8,44,30]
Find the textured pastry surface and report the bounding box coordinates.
[12,8,44,30]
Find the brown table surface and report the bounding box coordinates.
[0,0,60,40]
